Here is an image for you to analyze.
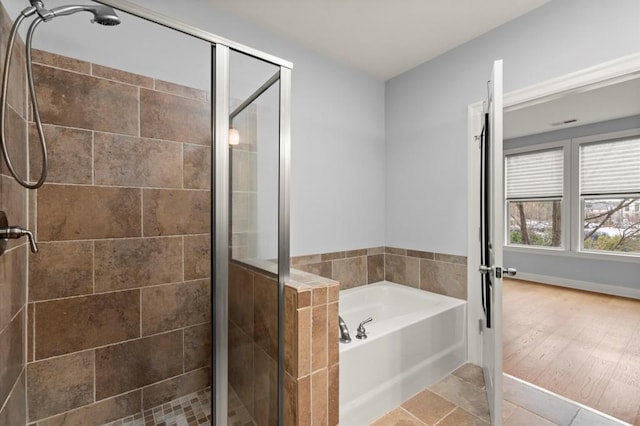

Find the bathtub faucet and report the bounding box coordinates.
[339,316,351,343]
[356,317,373,339]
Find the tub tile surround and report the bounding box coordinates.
[229,262,339,426]
[292,246,468,300]
[0,2,29,424]
[24,49,212,423]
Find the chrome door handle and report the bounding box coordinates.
[478,265,517,278]
[503,267,517,277]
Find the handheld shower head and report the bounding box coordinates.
[88,5,121,26]
[49,4,121,25]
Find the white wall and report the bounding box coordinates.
[3,0,387,256]
[385,0,640,256]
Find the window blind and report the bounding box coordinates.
[506,148,564,199]
[580,137,640,195]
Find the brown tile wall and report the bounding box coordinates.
[229,262,339,426]
[0,3,28,424]
[25,50,212,424]
[292,246,468,300]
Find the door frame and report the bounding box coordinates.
[466,51,640,365]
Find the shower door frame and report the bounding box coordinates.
[92,1,293,424]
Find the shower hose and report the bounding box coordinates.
[0,5,48,189]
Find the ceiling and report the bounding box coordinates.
[209,0,551,80]
[505,76,640,139]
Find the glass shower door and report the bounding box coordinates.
[225,49,288,426]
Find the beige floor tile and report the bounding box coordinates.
[401,389,455,425]
[370,408,426,426]
[452,363,486,389]
[436,408,489,425]
[429,375,490,422]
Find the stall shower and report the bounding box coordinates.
[0,0,293,424]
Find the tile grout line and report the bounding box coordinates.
[28,276,207,304]
[92,240,95,295]
[432,406,458,425]
[139,287,143,339]
[93,349,96,404]
[28,323,209,365]
[137,86,140,138]
[91,131,95,185]
[140,188,144,238]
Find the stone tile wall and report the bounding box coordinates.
[0,3,28,424]
[292,246,468,300]
[25,50,212,424]
[229,262,339,426]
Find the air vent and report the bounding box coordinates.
[550,118,579,127]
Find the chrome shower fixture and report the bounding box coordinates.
[0,1,121,189]
[30,1,122,25]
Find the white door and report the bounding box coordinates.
[479,59,512,426]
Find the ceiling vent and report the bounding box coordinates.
[550,118,579,127]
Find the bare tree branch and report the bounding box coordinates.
[584,199,636,240]
[612,221,640,250]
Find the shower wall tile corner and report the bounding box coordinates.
[24,49,212,423]
[0,3,29,424]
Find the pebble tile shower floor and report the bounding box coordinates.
[101,387,257,426]
[101,389,212,426]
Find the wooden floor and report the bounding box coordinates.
[503,279,640,425]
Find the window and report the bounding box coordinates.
[580,137,640,254]
[505,131,640,257]
[505,148,564,248]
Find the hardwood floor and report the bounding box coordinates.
[503,279,640,425]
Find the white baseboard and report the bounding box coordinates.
[512,272,640,300]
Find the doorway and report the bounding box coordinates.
[467,52,640,425]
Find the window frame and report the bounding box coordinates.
[504,140,571,251]
[571,129,640,257]
[504,128,640,260]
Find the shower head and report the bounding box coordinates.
[48,4,121,25]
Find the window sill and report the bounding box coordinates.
[504,245,640,264]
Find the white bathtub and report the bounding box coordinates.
[339,281,467,425]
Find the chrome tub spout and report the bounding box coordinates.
[339,315,351,343]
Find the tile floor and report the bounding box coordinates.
[102,388,211,426]
[227,387,255,426]
[103,368,629,425]
[371,364,629,426]
[103,387,257,426]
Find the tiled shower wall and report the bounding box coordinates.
[292,246,468,300]
[0,3,28,424]
[25,50,212,424]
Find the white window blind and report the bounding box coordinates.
[506,148,564,199]
[580,137,640,195]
